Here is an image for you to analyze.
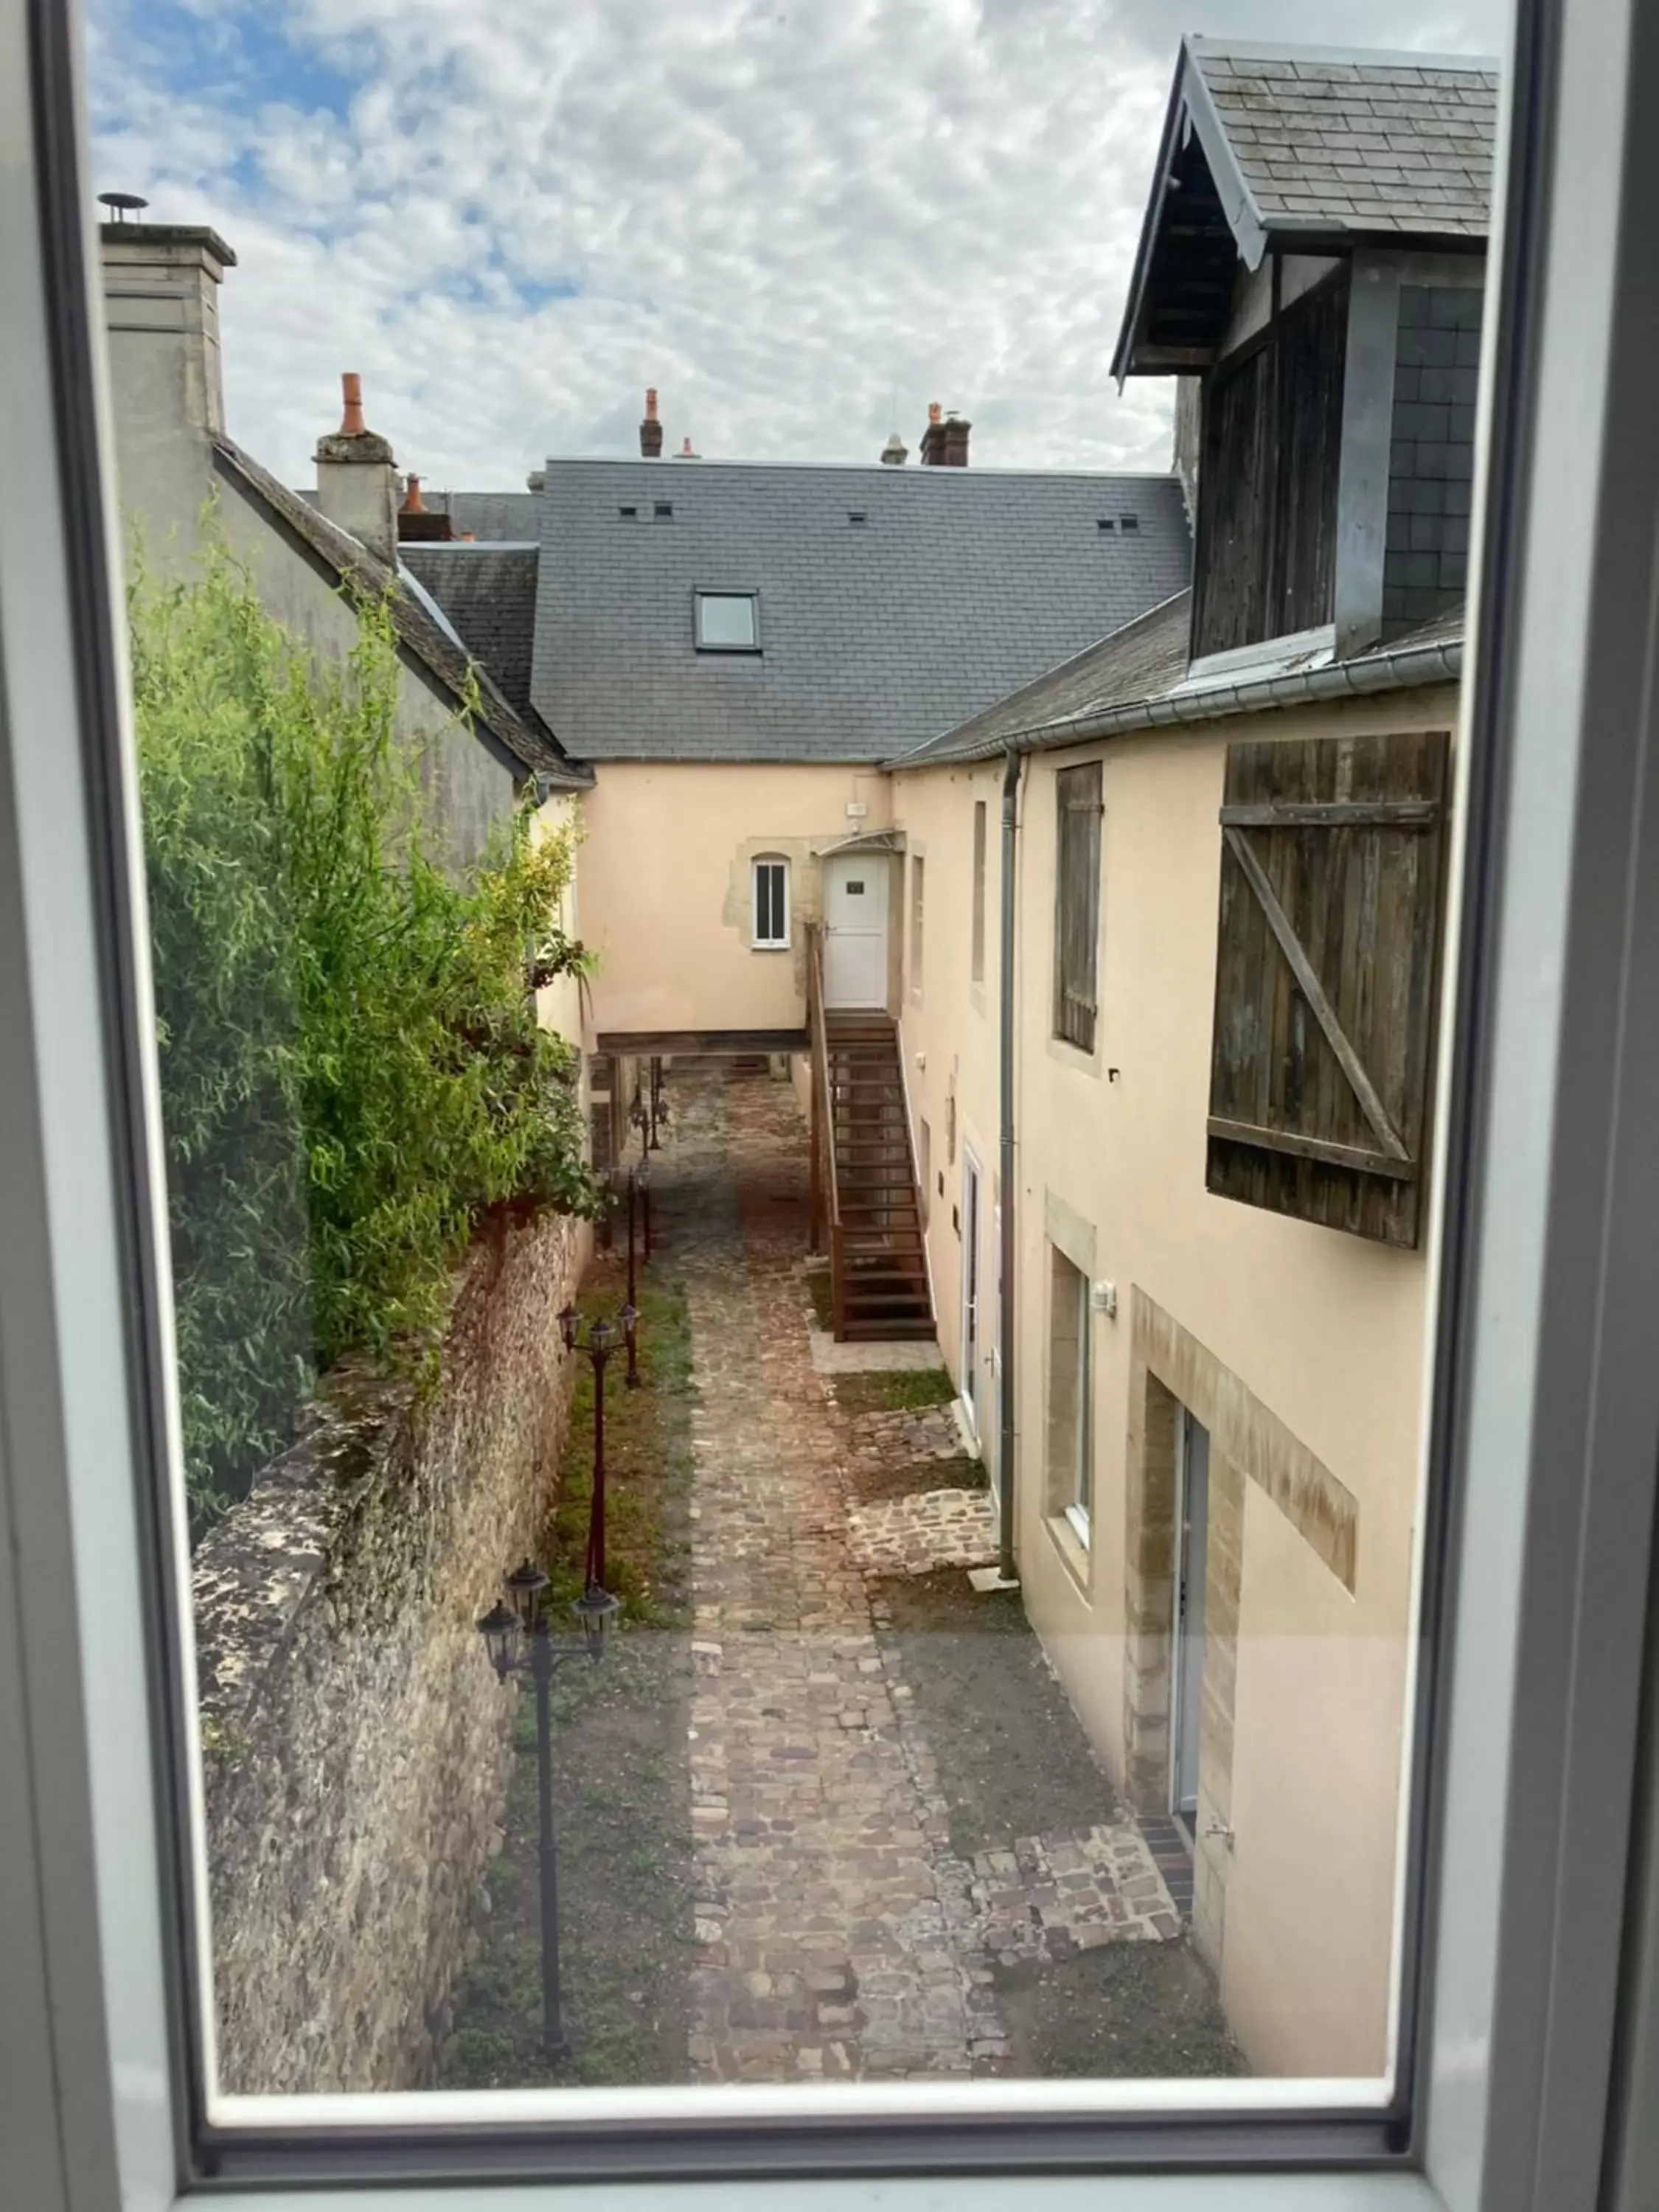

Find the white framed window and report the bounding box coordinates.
[1046,1245,1091,1544]
[751,853,789,947]
[16,9,1659,2212]
[694,589,759,653]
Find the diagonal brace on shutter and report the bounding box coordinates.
[1222,826,1412,1165]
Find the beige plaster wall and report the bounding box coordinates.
[532,790,588,1056]
[891,681,1459,2080]
[578,762,893,1037]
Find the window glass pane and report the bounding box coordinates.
[756,860,785,941]
[81,0,1514,2148]
[698,594,757,648]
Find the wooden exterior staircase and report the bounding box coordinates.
[806,926,934,1341]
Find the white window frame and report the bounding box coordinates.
[693,588,760,654]
[750,853,790,948]
[9,2,1659,2208]
[1047,1244,1092,1546]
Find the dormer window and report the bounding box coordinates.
[1192,270,1349,661]
[695,591,760,653]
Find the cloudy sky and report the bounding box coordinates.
[88,0,1509,491]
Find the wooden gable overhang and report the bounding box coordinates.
[1111,42,1265,385]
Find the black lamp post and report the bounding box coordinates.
[476,1560,620,2059]
[638,1151,653,1267]
[647,1057,669,1151]
[559,1304,638,1588]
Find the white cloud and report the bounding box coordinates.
[88,0,1510,490]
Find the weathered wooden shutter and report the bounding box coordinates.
[1275,275,1347,638]
[1054,762,1103,1052]
[1194,344,1273,657]
[1206,730,1450,1248]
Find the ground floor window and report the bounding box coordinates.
[752,854,790,946]
[1046,1243,1092,1542]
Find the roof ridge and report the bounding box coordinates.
[1188,34,1499,71]
[211,435,587,790]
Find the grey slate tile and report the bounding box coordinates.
[510,459,1191,763]
[1192,44,1497,234]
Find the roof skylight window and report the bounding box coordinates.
[654,500,674,520]
[694,590,760,653]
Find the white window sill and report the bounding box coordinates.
[1046,1508,1092,1593]
[1047,1032,1102,1077]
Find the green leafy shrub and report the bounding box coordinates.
[131,549,597,1531]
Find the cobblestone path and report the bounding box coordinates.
[663,1061,1177,2085]
[669,1066,993,2081]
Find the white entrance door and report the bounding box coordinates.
[1172,1408,1211,1824]
[823,854,888,1009]
[961,1151,982,1441]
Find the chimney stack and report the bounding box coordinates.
[675,434,700,460]
[639,386,663,459]
[98,218,237,553]
[880,431,908,465]
[397,470,456,543]
[919,402,970,467]
[313,373,400,566]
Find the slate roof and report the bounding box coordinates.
[292,489,540,543]
[400,546,540,712]
[214,440,584,787]
[1195,41,1498,237]
[443,491,540,543]
[1113,38,1498,378]
[893,594,1464,768]
[515,459,1192,764]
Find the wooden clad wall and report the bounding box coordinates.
[1193,271,1349,659]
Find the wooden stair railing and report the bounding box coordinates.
[804,923,933,1343]
[806,922,845,1338]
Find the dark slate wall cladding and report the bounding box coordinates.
[1383,282,1483,639]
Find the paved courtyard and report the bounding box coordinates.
[659,1061,1182,2084]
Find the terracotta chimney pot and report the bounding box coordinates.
[340,372,366,436]
[400,472,427,514]
[640,386,664,459]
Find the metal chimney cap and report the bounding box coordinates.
[97,191,150,220]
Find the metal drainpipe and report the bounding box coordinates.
[997,745,1023,1585]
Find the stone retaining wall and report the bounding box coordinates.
[192,1206,588,2095]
